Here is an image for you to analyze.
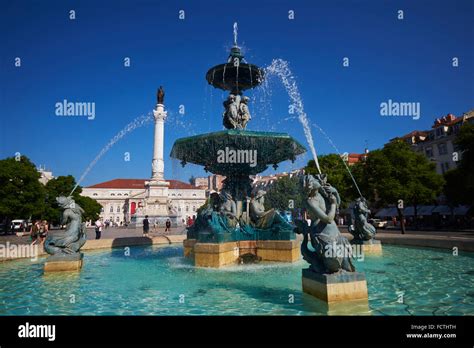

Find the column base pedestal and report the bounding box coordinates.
[302,269,368,304]
[44,253,84,273]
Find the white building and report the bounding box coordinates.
[81,178,206,225]
[37,165,54,185]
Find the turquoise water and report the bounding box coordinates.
[0,244,472,315]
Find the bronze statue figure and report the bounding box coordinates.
[157,86,165,104]
[44,196,87,257]
[348,197,377,243]
[295,174,355,274]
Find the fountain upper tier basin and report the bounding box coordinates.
[206,63,264,93]
[170,130,306,176]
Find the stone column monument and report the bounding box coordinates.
[131,87,178,228]
[151,86,167,182]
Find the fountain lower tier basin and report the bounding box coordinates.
[1,244,473,315]
[170,130,306,175]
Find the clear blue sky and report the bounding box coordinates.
[1,0,473,186]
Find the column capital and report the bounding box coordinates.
[153,104,167,122]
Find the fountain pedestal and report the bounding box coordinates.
[302,269,368,304]
[188,240,300,267]
[352,239,383,256]
[44,253,84,273]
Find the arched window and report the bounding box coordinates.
[93,193,98,196]
[111,193,115,196]
[118,193,122,196]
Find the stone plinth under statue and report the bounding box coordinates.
[302,269,368,304]
[44,253,84,272]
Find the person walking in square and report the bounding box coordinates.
[143,215,150,237]
[165,219,171,233]
[94,218,103,240]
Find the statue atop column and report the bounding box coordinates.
[157,86,165,104]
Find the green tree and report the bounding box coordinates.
[264,175,305,212]
[444,122,474,206]
[76,195,102,222]
[44,175,101,224]
[305,154,360,208]
[0,156,45,221]
[360,140,444,220]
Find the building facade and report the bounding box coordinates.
[392,110,474,175]
[81,179,206,225]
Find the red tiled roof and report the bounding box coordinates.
[399,130,427,139]
[86,178,202,190]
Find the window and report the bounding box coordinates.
[193,206,196,211]
[124,193,128,196]
[110,206,113,213]
[116,206,120,213]
[118,193,122,196]
[192,194,196,197]
[425,147,433,158]
[186,206,189,212]
[116,217,120,222]
[436,128,444,137]
[438,143,448,155]
[93,193,98,196]
[100,207,104,213]
[111,193,115,196]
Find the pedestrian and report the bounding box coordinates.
[39,220,49,244]
[94,218,103,240]
[143,215,150,237]
[30,220,40,245]
[165,219,171,233]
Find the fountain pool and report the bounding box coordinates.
[0,244,472,316]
